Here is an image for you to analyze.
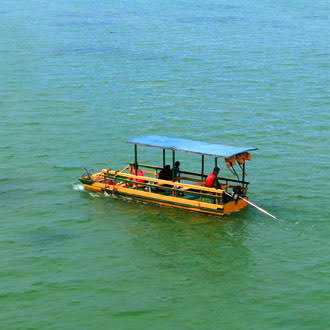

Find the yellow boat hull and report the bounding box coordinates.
[81,182,248,216]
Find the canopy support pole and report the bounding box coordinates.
[214,157,218,188]
[134,144,138,169]
[230,166,240,181]
[242,162,245,188]
[163,149,165,168]
[201,155,204,181]
[172,150,175,181]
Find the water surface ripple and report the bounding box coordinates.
[0,0,329,328]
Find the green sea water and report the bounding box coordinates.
[1,0,329,328]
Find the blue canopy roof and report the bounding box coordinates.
[128,135,257,158]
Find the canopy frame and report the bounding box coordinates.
[128,135,257,159]
[128,135,257,189]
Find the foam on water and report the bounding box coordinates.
[88,193,100,198]
[72,183,85,191]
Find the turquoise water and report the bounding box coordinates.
[1,0,329,328]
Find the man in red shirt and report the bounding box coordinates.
[205,167,220,188]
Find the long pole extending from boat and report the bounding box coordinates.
[224,191,278,220]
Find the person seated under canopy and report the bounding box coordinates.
[205,166,220,188]
[174,161,180,178]
[130,164,145,183]
[158,164,172,181]
[129,164,148,190]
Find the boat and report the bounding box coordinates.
[79,135,258,216]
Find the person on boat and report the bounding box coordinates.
[158,164,172,181]
[205,167,220,188]
[130,165,145,184]
[174,161,180,179]
[130,165,144,182]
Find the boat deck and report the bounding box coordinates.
[80,163,249,216]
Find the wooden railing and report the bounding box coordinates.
[98,169,225,204]
[133,163,250,186]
